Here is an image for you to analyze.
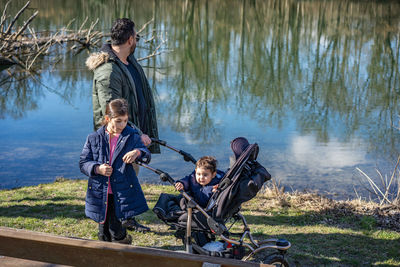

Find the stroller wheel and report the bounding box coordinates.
[264,254,289,267]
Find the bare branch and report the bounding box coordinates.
[78,17,88,33]
[13,10,38,39]
[0,0,12,32]
[137,18,154,34]
[138,32,170,61]
[4,0,30,35]
[356,167,392,205]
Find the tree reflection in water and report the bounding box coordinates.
[0,0,399,194]
[0,69,42,119]
[154,0,400,156]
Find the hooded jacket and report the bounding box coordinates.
[177,170,225,208]
[86,44,160,153]
[79,125,150,223]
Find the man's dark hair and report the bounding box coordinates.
[111,18,135,45]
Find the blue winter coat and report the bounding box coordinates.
[177,170,225,208]
[79,125,150,223]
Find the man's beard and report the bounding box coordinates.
[129,43,136,55]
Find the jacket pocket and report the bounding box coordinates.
[87,179,104,200]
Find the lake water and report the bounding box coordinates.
[0,0,399,199]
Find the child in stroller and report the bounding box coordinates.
[155,156,224,239]
[175,156,224,208]
[137,137,291,266]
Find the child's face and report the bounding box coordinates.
[106,114,128,134]
[195,167,216,186]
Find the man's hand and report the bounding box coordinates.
[175,182,184,191]
[96,164,113,177]
[141,134,152,146]
[122,149,141,164]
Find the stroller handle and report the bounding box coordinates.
[151,137,167,146]
[151,138,197,164]
[136,160,175,185]
[180,150,197,164]
[159,172,175,185]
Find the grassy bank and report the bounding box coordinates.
[0,179,399,266]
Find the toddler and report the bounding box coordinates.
[175,156,224,208]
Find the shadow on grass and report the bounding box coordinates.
[259,232,400,266]
[243,206,394,232]
[148,226,399,266]
[0,203,86,219]
[143,229,399,266]
[145,206,400,265]
[5,196,84,203]
[150,230,179,237]
[1,199,398,265]
[158,245,185,251]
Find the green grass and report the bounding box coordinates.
[0,179,399,266]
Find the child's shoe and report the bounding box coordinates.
[98,233,111,242]
[112,234,132,244]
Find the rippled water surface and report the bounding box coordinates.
[0,0,399,199]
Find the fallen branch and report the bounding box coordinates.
[0,1,168,71]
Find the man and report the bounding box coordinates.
[86,18,159,233]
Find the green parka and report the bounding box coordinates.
[86,44,160,153]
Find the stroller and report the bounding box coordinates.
[137,137,291,266]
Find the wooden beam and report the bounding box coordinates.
[0,227,271,267]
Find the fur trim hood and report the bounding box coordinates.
[86,44,118,71]
[85,51,110,71]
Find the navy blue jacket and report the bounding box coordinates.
[177,170,225,208]
[79,125,150,223]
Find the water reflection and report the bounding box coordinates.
[0,69,42,119]
[0,0,399,197]
[0,49,92,120]
[156,0,400,155]
[290,135,367,172]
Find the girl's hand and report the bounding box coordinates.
[175,182,184,191]
[122,149,141,163]
[96,164,113,176]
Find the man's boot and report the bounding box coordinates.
[122,217,150,233]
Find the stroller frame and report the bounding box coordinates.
[138,138,291,264]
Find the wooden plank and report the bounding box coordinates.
[0,256,69,267]
[0,227,271,267]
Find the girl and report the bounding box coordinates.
[79,98,150,243]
